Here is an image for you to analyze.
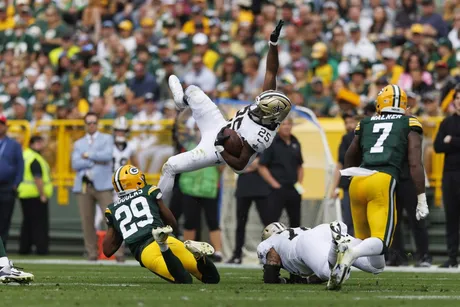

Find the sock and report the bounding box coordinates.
[158,243,169,253]
[328,242,338,269]
[161,249,192,284]
[351,237,384,259]
[197,256,220,284]
[353,255,385,274]
[0,237,7,258]
[0,257,9,267]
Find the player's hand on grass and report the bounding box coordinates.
[416,193,429,221]
[215,127,230,153]
[270,20,284,44]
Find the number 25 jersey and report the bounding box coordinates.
[105,185,164,261]
[356,114,423,181]
[226,105,277,153]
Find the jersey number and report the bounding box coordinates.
[277,227,310,240]
[228,107,249,130]
[370,122,393,153]
[114,197,154,239]
[257,128,271,144]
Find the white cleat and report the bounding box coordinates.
[327,243,354,290]
[168,75,187,110]
[184,240,215,259]
[0,262,34,284]
[152,225,173,244]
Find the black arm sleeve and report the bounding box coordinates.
[30,159,42,178]
[263,264,282,283]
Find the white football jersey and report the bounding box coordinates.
[226,105,277,154]
[113,141,136,172]
[257,227,313,277]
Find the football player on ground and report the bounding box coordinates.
[0,237,34,284]
[103,165,220,284]
[327,85,428,290]
[258,221,383,284]
[158,20,292,200]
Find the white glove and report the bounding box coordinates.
[416,193,429,221]
[215,145,224,153]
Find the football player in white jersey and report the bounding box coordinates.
[257,221,384,284]
[158,20,292,200]
[112,116,138,172]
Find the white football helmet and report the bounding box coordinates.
[261,222,287,241]
[250,90,292,126]
[113,116,129,143]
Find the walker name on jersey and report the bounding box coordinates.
[371,114,402,121]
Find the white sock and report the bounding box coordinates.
[353,255,385,274]
[0,257,9,267]
[328,242,338,268]
[351,237,384,259]
[159,243,169,252]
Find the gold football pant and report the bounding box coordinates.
[140,237,202,282]
[349,172,397,247]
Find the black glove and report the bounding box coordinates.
[270,20,284,44]
[214,127,230,152]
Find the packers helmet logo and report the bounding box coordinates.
[129,167,139,175]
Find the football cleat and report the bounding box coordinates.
[327,243,354,291]
[0,262,34,284]
[168,75,187,110]
[184,240,215,259]
[152,225,173,244]
[330,221,351,246]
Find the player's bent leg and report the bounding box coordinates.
[183,85,227,134]
[348,177,371,240]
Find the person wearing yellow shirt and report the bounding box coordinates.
[375,48,404,85]
[0,2,15,31]
[48,33,81,66]
[192,33,219,71]
[182,6,210,35]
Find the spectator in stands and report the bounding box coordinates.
[193,33,219,71]
[180,124,223,262]
[434,87,460,268]
[128,61,159,107]
[227,155,270,264]
[83,56,112,104]
[419,0,448,38]
[306,77,334,117]
[8,97,30,121]
[71,112,123,261]
[183,54,217,96]
[0,114,23,248]
[174,44,192,78]
[330,113,357,236]
[40,6,70,54]
[342,22,377,69]
[17,135,52,255]
[259,117,304,227]
[309,42,338,87]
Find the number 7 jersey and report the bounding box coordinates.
[105,185,165,260]
[356,114,423,181]
[226,105,277,154]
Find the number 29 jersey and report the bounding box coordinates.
[356,114,422,181]
[105,185,164,261]
[226,105,277,154]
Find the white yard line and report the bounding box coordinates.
[12,259,460,273]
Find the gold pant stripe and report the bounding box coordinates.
[140,236,202,282]
[383,178,397,247]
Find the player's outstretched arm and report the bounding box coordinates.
[344,136,362,168]
[102,226,123,258]
[262,20,284,92]
[158,199,178,233]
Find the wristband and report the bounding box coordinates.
[269,40,278,46]
[417,193,426,203]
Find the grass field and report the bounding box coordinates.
[3,260,460,307]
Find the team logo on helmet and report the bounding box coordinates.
[129,167,139,175]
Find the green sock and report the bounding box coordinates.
[161,248,193,284]
[197,256,220,284]
[0,237,6,258]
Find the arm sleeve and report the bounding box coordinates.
[30,159,42,178]
[14,142,24,187]
[87,135,114,162]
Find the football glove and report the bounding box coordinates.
[269,20,284,45]
[214,127,229,153]
[416,193,429,221]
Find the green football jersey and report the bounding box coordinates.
[105,185,164,260]
[355,114,423,181]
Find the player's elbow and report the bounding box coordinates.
[263,265,282,284]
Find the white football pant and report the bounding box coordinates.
[158,86,227,201]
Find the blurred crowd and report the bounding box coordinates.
[0,0,459,126]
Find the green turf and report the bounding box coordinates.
[3,264,460,307]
